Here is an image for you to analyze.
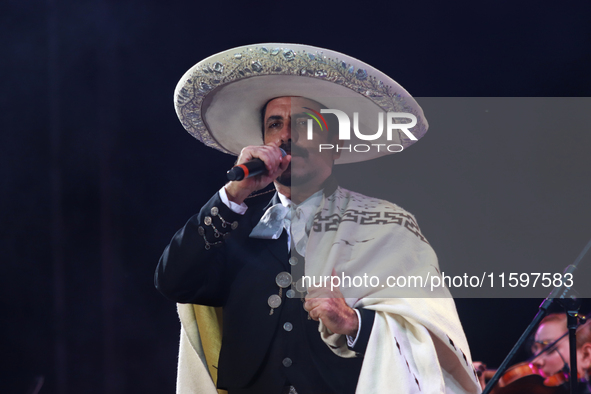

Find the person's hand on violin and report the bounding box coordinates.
[473,361,488,390]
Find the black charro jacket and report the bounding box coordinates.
[155,187,374,394]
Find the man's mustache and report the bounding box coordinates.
[280,143,308,158]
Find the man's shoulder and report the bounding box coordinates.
[331,187,415,217]
[327,187,429,244]
[315,187,431,245]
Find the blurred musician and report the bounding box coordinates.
[530,312,591,392]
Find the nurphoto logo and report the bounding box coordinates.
[304,109,418,153]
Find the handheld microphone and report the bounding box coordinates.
[227,148,287,181]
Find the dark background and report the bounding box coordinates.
[2,1,590,393]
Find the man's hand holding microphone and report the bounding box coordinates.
[224,143,291,205]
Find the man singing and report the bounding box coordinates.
[156,43,481,394]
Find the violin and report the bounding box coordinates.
[485,362,569,394]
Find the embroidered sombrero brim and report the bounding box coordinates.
[174,43,428,164]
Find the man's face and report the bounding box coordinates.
[263,96,339,188]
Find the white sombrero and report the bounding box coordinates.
[174,43,428,164]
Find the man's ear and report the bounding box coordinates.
[578,343,591,373]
